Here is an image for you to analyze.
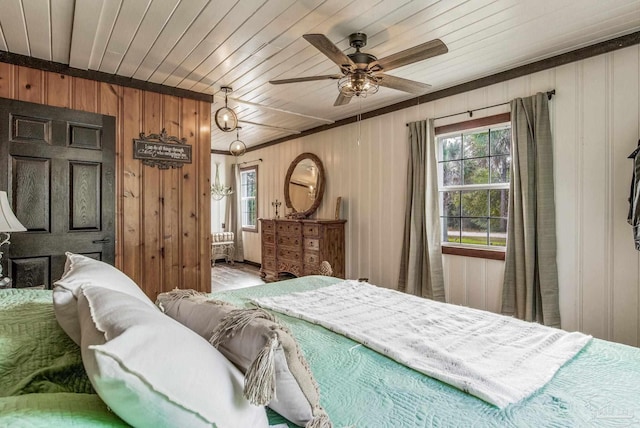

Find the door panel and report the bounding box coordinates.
[0,98,115,289]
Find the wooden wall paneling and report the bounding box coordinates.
[121,87,143,286]
[390,110,409,289]
[0,62,12,98]
[611,47,639,346]
[368,120,382,285]
[350,123,363,280]
[73,77,98,112]
[198,100,211,292]
[98,82,122,269]
[581,56,609,340]
[486,260,505,314]
[466,258,486,310]
[16,66,43,103]
[445,255,466,305]
[553,62,580,333]
[0,62,212,299]
[142,91,162,297]
[46,73,71,108]
[162,95,182,290]
[180,98,198,290]
[375,120,389,286]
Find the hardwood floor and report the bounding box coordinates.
[211,262,265,292]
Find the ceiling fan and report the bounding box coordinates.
[269,33,448,106]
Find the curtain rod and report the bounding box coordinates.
[238,158,263,165]
[406,90,556,125]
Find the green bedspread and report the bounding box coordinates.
[2,279,640,427]
[0,289,127,427]
[212,276,640,428]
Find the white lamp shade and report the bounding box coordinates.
[0,191,26,232]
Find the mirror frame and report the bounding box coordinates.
[284,152,325,218]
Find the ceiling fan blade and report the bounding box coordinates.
[303,34,355,70]
[376,73,431,94]
[269,74,343,85]
[334,90,353,106]
[375,39,448,72]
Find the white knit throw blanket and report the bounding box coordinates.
[253,281,591,408]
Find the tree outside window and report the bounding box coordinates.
[240,166,258,232]
[438,123,511,247]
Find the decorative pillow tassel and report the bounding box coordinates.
[156,289,206,312]
[243,333,279,405]
[210,308,277,347]
[305,409,332,428]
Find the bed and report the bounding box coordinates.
[1,275,640,427]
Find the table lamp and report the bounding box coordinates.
[0,191,26,287]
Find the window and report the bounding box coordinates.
[437,115,511,254]
[240,166,258,232]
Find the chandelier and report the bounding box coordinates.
[214,86,238,132]
[211,162,233,201]
[337,71,379,98]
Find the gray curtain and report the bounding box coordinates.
[502,92,560,327]
[225,163,244,262]
[398,119,445,301]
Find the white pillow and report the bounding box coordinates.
[53,252,155,344]
[78,286,268,428]
[157,291,331,427]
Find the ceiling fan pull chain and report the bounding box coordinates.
[357,98,362,146]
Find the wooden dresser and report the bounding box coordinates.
[260,218,346,280]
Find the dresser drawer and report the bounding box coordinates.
[277,222,301,235]
[304,252,320,265]
[262,245,276,259]
[277,235,301,247]
[262,232,275,245]
[277,248,302,261]
[262,221,275,232]
[303,224,319,236]
[304,238,319,251]
[261,258,276,271]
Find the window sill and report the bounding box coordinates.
[242,227,258,233]
[441,245,505,261]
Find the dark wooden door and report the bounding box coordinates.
[0,98,115,289]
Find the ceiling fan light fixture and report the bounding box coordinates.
[338,72,379,98]
[215,86,238,132]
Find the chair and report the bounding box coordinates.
[211,232,235,267]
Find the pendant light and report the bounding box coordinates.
[214,86,238,132]
[229,126,246,157]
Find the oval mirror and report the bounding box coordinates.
[284,153,325,218]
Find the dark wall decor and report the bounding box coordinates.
[134,128,192,169]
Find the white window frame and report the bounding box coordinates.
[240,165,258,232]
[436,118,511,253]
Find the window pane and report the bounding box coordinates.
[490,127,511,155]
[461,190,488,217]
[441,191,460,217]
[440,135,462,161]
[489,218,507,246]
[442,160,462,186]
[463,131,488,158]
[463,158,489,184]
[489,189,509,217]
[462,218,488,245]
[490,155,511,183]
[242,197,256,228]
[443,217,461,243]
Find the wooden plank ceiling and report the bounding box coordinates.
[0,0,639,150]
